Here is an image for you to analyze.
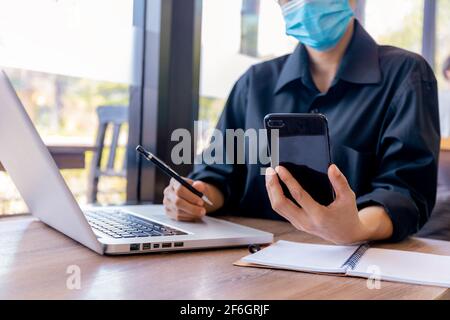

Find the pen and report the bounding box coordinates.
[136,145,214,206]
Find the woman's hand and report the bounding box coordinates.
[163,178,224,221]
[265,165,393,244]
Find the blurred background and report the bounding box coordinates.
[0,0,449,216]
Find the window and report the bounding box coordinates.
[199,0,433,152]
[436,0,450,137]
[0,0,136,215]
[436,0,450,89]
[364,0,424,54]
[240,0,260,57]
[199,0,296,152]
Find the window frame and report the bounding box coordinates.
[359,0,437,69]
[127,0,202,204]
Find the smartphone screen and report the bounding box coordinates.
[265,114,334,206]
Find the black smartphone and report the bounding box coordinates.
[264,113,335,206]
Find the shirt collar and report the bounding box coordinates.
[274,20,381,94]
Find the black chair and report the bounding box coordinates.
[416,150,450,241]
[87,106,128,204]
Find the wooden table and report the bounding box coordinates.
[0,144,96,171]
[1,215,450,300]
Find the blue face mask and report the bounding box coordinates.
[281,0,354,51]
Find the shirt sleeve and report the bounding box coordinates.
[357,59,440,242]
[189,69,251,211]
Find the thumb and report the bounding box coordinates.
[328,164,354,201]
[192,181,207,193]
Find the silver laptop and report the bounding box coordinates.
[0,70,273,255]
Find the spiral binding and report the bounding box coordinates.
[341,244,370,270]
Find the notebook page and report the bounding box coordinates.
[242,240,359,274]
[348,248,450,288]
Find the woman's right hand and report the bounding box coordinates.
[163,178,224,221]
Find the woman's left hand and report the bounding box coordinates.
[265,164,391,245]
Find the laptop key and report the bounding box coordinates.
[86,210,187,238]
[132,232,149,237]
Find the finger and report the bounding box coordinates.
[265,167,288,212]
[265,167,278,176]
[164,190,204,218]
[265,175,308,232]
[170,177,194,186]
[192,181,206,194]
[165,191,206,217]
[175,197,206,217]
[274,207,308,232]
[164,198,203,220]
[328,164,355,202]
[266,169,307,218]
[275,166,319,212]
[171,178,204,206]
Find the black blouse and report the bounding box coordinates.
[190,20,440,242]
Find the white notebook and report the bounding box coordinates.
[239,240,450,288]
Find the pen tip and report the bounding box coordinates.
[136,145,144,153]
[202,196,214,207]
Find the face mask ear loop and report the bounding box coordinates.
[281,0,306,15]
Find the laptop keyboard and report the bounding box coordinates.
[85,210,187,239]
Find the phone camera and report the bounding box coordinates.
[268,120,285,128]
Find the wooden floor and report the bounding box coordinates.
[1,214,450,300]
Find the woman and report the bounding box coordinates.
[163,0,440,244]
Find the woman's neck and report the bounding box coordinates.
[306,19,355,93]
